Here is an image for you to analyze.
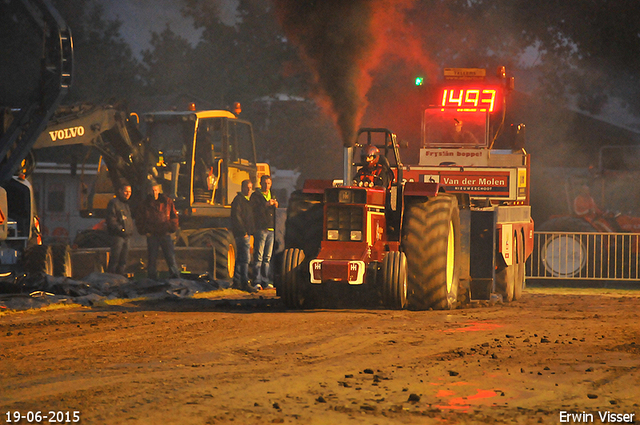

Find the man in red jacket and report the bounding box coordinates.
[136,183,180,280]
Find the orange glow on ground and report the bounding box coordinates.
[435,388,499,412]
[442,321,503,333]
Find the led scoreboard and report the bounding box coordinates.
[440,87,500,112]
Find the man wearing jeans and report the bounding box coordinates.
[231,179,257,292]
[106,184,133,275]
[135,183,181,280]
[250,175,278,289]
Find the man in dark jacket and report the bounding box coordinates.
[106,184,133,275]
[136,183,180,280]
[250,175,278,289]
[231,179,257,292]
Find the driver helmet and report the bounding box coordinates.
[361,145,380,167]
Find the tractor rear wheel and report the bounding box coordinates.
[23,245,54,275]
[281,248,306,309]
[51,244,73,277]
[381,251,408,309]
[402,194,460,310]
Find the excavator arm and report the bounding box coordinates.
[33,103,152,196]
[0,0,73,184]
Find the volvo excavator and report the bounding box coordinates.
[1,0,267,282]
[32,102,270,280]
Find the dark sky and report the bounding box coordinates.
[98,0,639,132]
[102,0,238,58]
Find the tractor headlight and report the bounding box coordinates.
[350,230,362,241]
[327,230,339,240]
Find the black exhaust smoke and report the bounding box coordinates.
[273,0,384,147]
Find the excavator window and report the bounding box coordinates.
[228,121,255,164]
[195,118,223,194]
[147,119,194,160]
[197,118,223,157]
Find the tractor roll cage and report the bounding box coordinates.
[354,128,404,185]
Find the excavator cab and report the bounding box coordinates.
[142,109,266,220]
[64,106,267,223]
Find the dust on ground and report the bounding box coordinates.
[1,285,639,424]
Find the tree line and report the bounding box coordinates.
[2,0,639,179]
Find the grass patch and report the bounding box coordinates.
[0,302,89,317]
[192,288,248,299]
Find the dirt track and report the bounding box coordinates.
[1,287,639,425]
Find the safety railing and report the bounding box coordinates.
[527,231,640,280]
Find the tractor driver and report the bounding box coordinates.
[353,145,393,189]
[574,184,602,218]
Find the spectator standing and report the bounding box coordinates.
[231,179,258,292]
[251,175,278,289]
[136,183,180,280]
[106,184,133,275]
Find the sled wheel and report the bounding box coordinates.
[496,232,517,302]
[495,262,515,302]
[514,233,525,300]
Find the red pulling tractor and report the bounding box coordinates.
[279,67,534,310]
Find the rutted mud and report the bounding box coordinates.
[1,289,639,424]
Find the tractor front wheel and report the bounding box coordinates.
[281,248,306,309]
[381,251,408,309]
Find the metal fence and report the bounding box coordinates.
[527,231,640,280]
